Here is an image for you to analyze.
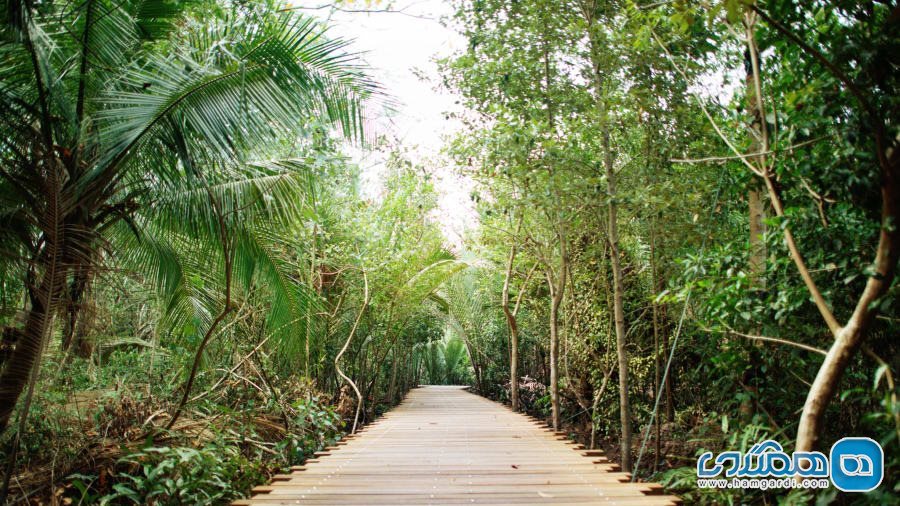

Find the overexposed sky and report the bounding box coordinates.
[293,0,476,248]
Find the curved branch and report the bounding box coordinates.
[651,29,841,335]
[335,269,368,434]
[164,132,234,431]
[703,326,828,356]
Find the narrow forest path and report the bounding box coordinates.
[235,386,680,505]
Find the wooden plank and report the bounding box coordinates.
[234,496,682,506]
[234,386,678,505]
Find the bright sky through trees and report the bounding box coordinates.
[297,0,477,247]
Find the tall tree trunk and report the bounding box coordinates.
[502,242,520,411]
[796,140,900,451]
[547,229,568,431]
[586,15,632,472]
[746,43,767,273]
[537,15,567,431]
[305,224,318,378]
[549,281,561,430]
[737,12,900,451]
[387,350,399,404]
[650,226,662,470]
[662,304,674,422]
[742,22,769,421]
[747,39,767,294]
[606,138,632,472]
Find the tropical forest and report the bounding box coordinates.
[0,0,897,504]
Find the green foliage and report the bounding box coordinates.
[416,330,472,385]
[101,444,266,505]
[0,1,449,502]
[441,0,898,501]
[1,0,898,503]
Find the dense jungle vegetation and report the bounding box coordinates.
[0,0,897,503]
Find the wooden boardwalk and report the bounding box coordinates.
[235,386,680,505]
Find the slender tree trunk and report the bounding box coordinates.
[549,283,561,430]
[387,351,399,404]
[736,13,900,451]
[650,227,661,470]
[548,230,568,431]
[586,18,632,471]
[305,224,317,378]
[742,21,769,421]
[663,305,674,422]
[335,271,367,433]
[502,242,520,411]
[746,37,767,292]
[398,347,411,397]
[643,112,663,470]
[606,145,632,472]
[536,11,568,431]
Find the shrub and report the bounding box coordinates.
[101,443,267,505]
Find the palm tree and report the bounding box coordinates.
[441,329,468,385]
[0,0,376,434]
[435,268,490,392]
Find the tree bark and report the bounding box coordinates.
[502,241,520,411]
[548,281,561,430]
[738,12,900,452]
[547,228,567,431]
[606,139,632,472]
[650,226,661,470]
[796,139,900,451]
[746,40,767,290]
[535,12,567,431]
[387,350,399,403]
[580,1,632,470]
[743,21,768,421]
[335,271,367,433]
[748,189,767,287]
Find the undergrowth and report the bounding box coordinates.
[0,350,346,504]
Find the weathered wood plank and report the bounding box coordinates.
[234,386,678,505]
